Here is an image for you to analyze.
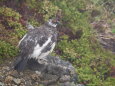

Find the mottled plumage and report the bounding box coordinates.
[14,20,58,72]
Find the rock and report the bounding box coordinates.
[59,82,77,86]
[31,74,40,80]
[77,84,85,86]
[0,75,4,81]
[0,82,4,86]
[25,80,32,86]
[8,70,19,78]
[0,55,82,86]
[5,76,13,83]
[13,78,21,85]
[2,66,9,71]
[27,55,78,85]
[59,75,71,83]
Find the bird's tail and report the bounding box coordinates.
[13,56,28,72]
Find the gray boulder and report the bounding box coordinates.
[27,55,78,86]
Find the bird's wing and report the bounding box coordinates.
[18,28,50,57]
[14,26,54,72]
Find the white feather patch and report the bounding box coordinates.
[31,36,52,59]
[38,42,56,60]
[50,42,56,53]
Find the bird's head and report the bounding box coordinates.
[48,10,62,27]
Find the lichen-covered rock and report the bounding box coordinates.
[5,76,13,84]
[0,56,81,86]
[27,55,78,86]
[13,78,21,85]
[0,82,4,86]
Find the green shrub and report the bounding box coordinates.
[112,29,115,33]
[0,7,21,20]
[0,41,18,60]
[0,7,26,59]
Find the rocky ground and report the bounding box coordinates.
[0,56,84,86]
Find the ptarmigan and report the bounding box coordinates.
[14,11,61,72]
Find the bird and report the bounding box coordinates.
[13,11,61,72]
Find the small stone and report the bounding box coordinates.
[60,82,79,86]
[19,72,24,76]
[0,82,4,86]
[0,75,4,81]
[13,78,21,85]
[20,83,25,86]
[8,70,19,78]
[2,66,9,71]
[35,71,41,75]
[25,80,32,86]
[5,76,13,83]
[59,75,70,83]
[31,74,40,80]
[77,84,85,86]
